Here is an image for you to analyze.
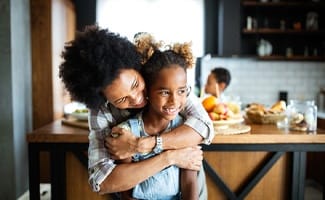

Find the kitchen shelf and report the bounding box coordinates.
[242,1,325,7]
[257,55,325,61]
[243,28,325,35]
[240,0,325,61]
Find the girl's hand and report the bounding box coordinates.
[106,127,138,160]
[166,146,203,171]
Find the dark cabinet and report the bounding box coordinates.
[240,0,325,60]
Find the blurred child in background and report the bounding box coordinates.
[204,67,231,100]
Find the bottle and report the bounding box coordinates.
[304,46,309,57]
[286,100,317,132]
[247,16,252,30]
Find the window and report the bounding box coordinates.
[96,0,204,57]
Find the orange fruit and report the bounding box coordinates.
[202,96,218,112]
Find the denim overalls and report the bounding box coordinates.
[127,114,183,200]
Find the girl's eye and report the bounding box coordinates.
[159,90,170,96]
[177,89,187,95]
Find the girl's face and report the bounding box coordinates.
[204,73,218,96]
[103,69,147,109]
[147,65,188,121]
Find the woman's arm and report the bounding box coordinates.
[99,147,203,194]
[89,105,204,194]
[88,106,132,192]
[106,94,214,159]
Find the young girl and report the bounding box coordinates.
[117,33,199,200]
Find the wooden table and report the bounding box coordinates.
[27,120,325,200]
[204,124,325,200]
[27,120,89,200]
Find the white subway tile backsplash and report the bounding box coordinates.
[200,57,325,107]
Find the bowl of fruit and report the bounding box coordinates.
[70,108,89,121]
[202,96,244,129]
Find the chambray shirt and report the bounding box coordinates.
[87,93,214,192]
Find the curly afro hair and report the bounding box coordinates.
[59,25,142,109]
[135,33,194,88]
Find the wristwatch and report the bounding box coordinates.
[153,135,163,154]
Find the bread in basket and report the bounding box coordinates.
[246,101,286,124]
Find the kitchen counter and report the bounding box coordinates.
[204,123,325,200]
[27,120,325,200]
[211,123,325,144]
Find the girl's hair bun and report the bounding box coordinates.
[134,33,194,68]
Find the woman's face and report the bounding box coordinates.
[102,69,147,109]
[147,65,188,121]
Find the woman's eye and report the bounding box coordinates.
[116,97,127,104]
[134,81,139,88]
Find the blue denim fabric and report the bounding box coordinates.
[124,114,207,200]
[128,116,183,199]
[132,166,180,200]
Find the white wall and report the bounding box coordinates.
[200,57,325,108]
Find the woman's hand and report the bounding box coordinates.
[166,146,203,171]
[105,126,139,160]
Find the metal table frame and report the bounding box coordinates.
[202,143,325,200]
[28,143,88,200]
[29,142,325,200]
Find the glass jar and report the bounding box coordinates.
[286,100,317,132]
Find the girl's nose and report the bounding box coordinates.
[167,93,178,104]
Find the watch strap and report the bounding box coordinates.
[153,135,163,154]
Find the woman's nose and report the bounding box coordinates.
[129,91,142,104]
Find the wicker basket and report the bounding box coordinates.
[246,112,286,124]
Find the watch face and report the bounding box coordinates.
[153,147,161,154]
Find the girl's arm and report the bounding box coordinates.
[116,158,136,200]
[180,169,198,200]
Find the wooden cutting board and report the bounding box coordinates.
[214,124,251,135]
[61,118,89,130]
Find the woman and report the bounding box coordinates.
[59,25,214,196]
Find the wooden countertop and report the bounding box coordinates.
[27,119,325,144]
[212,123,325,144]
[27,120,89,143]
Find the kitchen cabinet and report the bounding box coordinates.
[240,0,325,61]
